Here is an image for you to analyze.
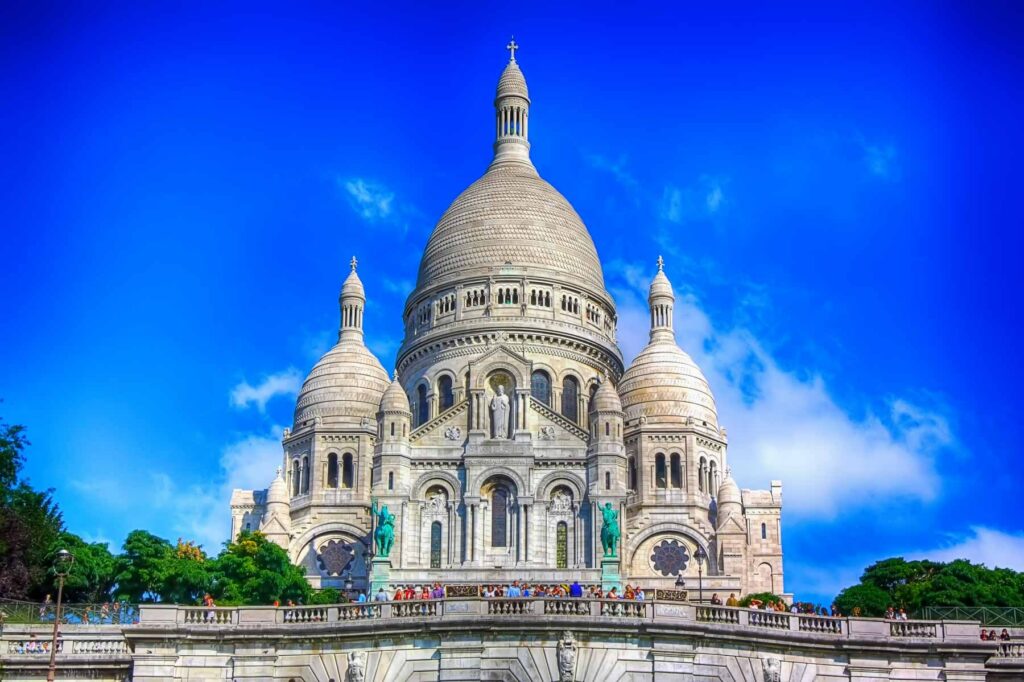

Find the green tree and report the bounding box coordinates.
[834,583,890,617]
[114,530,176,602]
[0,415,64,599]
[210,530,310,605]
[48,532,117,603]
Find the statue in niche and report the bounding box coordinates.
[556,630,577,682]
[550,490,572,513]
[490,384,510,439]
[427,490,447,514]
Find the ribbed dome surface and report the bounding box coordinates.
[497,61,529,99]
[416,162,606,292]
[293,339,390,427]
[380,377,411,413]
[592,376,623,413]
[619,342,718,428]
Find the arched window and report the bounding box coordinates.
[430,522,442,569]
[491,486,509,547]
[628,457,637,491]
[761,523,767,540]
[699,457,707,493]
[390,422,395,437]
[388,471,394,490]
[531,370,551,405]
[655,453,667,489]
[556,522,568,569]
[301,456,309,494]
[417,384,429,426]
[605,471,611,490]
[342,453,354,489]
[291,459,300,496]
[561,376,579,423]
[327,453,339,489]
[670,453,682,488]
[605,421,610,436]
[438,375,454,411]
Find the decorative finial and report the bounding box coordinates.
[393,369,399,381]
[656,255,664,272]
[506,37,519,63]
[275,465,282,477]
[350,255,358,272]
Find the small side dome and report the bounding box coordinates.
[266,467,288,505]
[379,374,411,414]
[591,375,622,413]
[718,475,742,507]
[293,342,390,428]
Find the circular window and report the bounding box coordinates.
[650,539,690,576]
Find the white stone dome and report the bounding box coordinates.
[718,475,741,506]
[293,339,390,428]
[415,162,607,293]
[379,375,411,414]
[266,467,288,505]
[619,342,719,428]
[591,374,623,413]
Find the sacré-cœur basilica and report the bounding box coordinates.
[230,43,784,599]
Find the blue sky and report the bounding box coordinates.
[2,2,1023,604]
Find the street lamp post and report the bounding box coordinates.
[694,546,707,605]
[674,574,686,600]
[47,548,74,682]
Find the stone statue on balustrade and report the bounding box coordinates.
[557,630,577,682]
[490,384,510,439]
[600,502,620,557]
[371,500,395,557]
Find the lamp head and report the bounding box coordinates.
[674,575,686,588]
[695,545,708,565]
[54,548,75,576]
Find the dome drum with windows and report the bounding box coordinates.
[231,42,785,600]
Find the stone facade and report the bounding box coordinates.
[229,47,783,598]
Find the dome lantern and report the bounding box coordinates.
[648,255,675,344]
[339,256,366,342]
[492,38,532,166]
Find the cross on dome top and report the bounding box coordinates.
[657,255,664,271]
[350,256,358,272]
[506,38,519,62]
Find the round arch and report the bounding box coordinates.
[470,361,525,391]
[411,470,462,501]
[469,466,527,495]
[535,470,586,500]
[625,521,710,561]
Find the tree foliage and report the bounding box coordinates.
[835,557,1024,616]
[0,415,65,599]
[210,530,310,605]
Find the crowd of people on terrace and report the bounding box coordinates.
[980,629,1012,641]
[351,580,649,602]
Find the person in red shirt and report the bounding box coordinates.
[393,588,404,601]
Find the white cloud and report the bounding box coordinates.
[342,178,395,221]
[150,428,285,551]
[660,175,728,224]
[858,138,900,181]
[911,527,1024,571]
[608,262,952,518]
[230,368,303,412]
[586,154,640,195]
[381,278,414,296]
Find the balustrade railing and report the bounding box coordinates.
[749,610,791,630]
[545,600,591,616]
[4,638,128,656]
[996,642,1024,658]
[179,606,237,625]
[338,603,380,621]
[598,599,646,618]
[281,606,329,623]
[696,605,740,625]
[798,614,842,634]
[889,620,939,638]
[487,598,531,615]
[393,601,439,618]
